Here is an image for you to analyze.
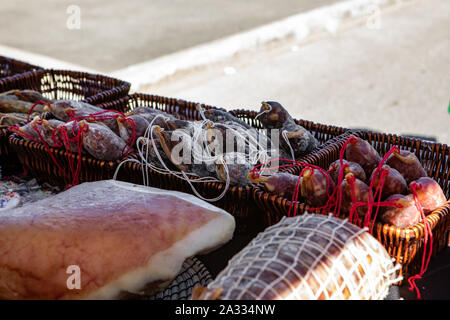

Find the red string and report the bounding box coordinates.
[369,169,389,232]
[346,174,361,225]
[27,100,50,122]
[8,125,41,145]
[408,182,433,300]
[364,146,399,228]
[333,136,358,217]
[68,109,136,158]
[10,105,138,189]
[29,119,69,185]
[251,158,336,217]
[120,116,136,157]
[52,121,86,187]
[288,167,306,217]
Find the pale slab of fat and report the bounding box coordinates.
[88,181,236,299]
[201,213,402,300]
[0,180,235,300]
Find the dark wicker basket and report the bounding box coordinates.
[0,56,42,79]
[7,93,221,189]
[101,95,351,234]
[252,130,450,284]
[0,69,131,175]
[0,69,131,105]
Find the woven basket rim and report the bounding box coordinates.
[252,183,449,240]
[251,127,450,240]
[360,129,450,150]
[0,68,131,105]
[96,92,228,113]
[0,55,43,79]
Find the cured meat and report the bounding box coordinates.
[46,100,120,134]
[78,120,127,161]
[280,121,320,158]
[11,90,53,104]
[300,168,333,208]
[0,180,235,300]
[257,101,293,130]
[370,165,407,201]
[215,152,252,186]
[258,101,319,158]
[12,117,63,146]
[380,194,422,228]
[45,100,103,122]
[248,172,300,200]
[340,173,370,218]
[193,214,401,300]
[203,108,252,130]
[117,114,150,142]
[34,119,65,148]
[0,90,50,114]
[345,136,382,175]
[328,159,366,184]
[386,149,427,184]
[409,177,447,213]
[9,117,40,142]
[0,112,28,128]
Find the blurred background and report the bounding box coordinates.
[1,0,449,144]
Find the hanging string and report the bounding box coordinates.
[66,108,136,158]
[408,182,433,300]
[332,135,358,217]
[113,114,232,202]
[197,103,207,121]
[11,119,70,186]
[27,100,50,122]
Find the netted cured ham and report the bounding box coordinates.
[193,214,401,300]
[0,180,235,300]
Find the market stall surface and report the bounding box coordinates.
[1,169,448,300]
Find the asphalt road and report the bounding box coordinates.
[0,0,338,71]
[146,0,450,145]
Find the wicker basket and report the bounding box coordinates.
[7,93,221,189]
[0,69,131,105]
[252,130,450,284]
[0,56,42,79]
[100,95,352,234]
[0,69,131,175]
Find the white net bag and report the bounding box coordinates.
[193,213,402,300]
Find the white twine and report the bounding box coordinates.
[197,103,207,121]
[282,129,296,161]
[254,102,272,120]
[114,110,276,202]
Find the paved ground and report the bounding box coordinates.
[0,0,338,72]
[144,0,450,145]
[0,0,448,301]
